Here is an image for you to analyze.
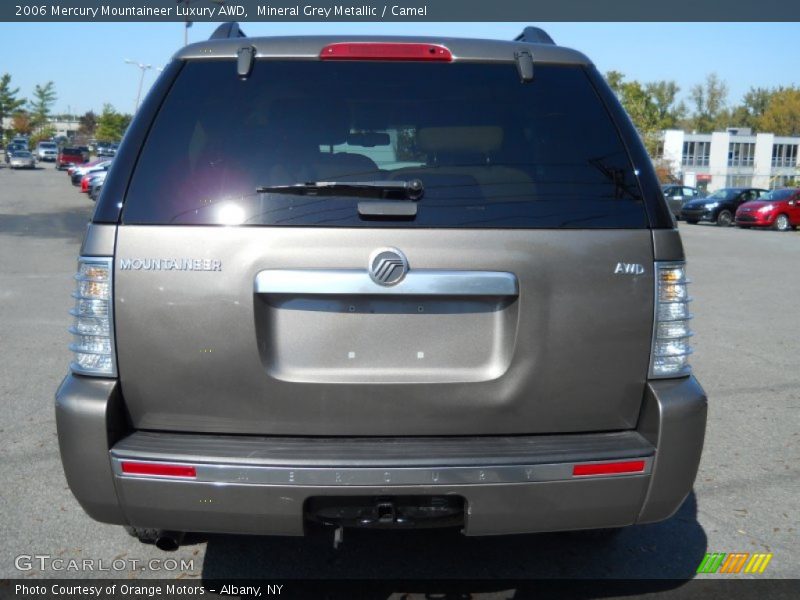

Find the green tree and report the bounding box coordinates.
[605,71,661,155]
[29,127,57,148]
[757,87,800,136]
[723,87,773,131]
[11,111,33,137]
[688,73,728,132]
[0,73,26,142]
[644,80,685,129]
[605,70,625,94]
[78,110,97,138]
[742,87,772,123]
[29,81,57,132]
[95,104,132,141]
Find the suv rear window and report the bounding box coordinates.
[123,61,647,228]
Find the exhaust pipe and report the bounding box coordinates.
[154,531,184,551]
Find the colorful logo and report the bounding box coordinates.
[696,552,773,574]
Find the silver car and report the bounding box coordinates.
[55,25,706,550]
[36,141,58,162]
[88,171,107,202]
[8,150,35,169]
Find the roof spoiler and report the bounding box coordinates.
[514,27,555,45]
[210,22,247,40]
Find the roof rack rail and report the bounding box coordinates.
[210,22,246,40]
[514,27,555,45]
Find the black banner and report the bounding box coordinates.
[3,579,800,600]
[3,0,800,22]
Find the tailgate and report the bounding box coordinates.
[114,227,653,435]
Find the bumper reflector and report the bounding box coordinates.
[572,460,646,477]
[121,462,197,479]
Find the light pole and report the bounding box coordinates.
[124,59,152,113]
[177,0,227,45]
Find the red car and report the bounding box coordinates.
[56,147,87,171]
[69,158,109,180]
[736,188,800,231]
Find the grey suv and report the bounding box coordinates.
[56,25,706,550]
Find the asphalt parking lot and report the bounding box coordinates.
[0,163,798,587]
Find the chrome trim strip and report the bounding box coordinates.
[255,269,518,297]
[110,456,652,486]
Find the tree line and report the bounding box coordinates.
[605,71,800,155]
[0,73,131,146]
[3,69,798,157]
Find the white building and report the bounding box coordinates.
[1,116,81,140]
[661,128,799,192]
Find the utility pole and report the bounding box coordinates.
[124,59,152,113]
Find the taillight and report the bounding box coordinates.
[121,462,196,478]
[650,262,693,378]
[319,42,453,62]
[69,257,116,376]
[572,460,646,477]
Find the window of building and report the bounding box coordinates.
[728,142,755,167]
[771,144,798,168]
[725,175,751,188]
[682,141,710,167]
[770,175,796,189]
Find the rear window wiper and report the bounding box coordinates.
[256,179,424,201]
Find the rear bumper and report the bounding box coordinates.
[680,209,714,222]
[55,374,706,536]
[736,214,773,227]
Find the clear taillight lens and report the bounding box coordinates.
[69,257,116,377]
[650,262,693,378]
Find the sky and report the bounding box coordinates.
[0,22,798,116]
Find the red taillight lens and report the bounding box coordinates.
[121,461,197,478]
[320,42,452,62]
[572,460,646,477]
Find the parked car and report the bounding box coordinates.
[4,143,20,163]
[88,171,107,201]
[71,159,112,185]
[8,149,36,169]
[680,187,768,226]
[36,141,58,162]
[661,185,704,219]
[57,147,88,170]
[735,188,800,231]
[56,24,706,549]
[96,141,119,157]
[80,165,111,192]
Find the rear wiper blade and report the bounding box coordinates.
[256,179,424,200]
